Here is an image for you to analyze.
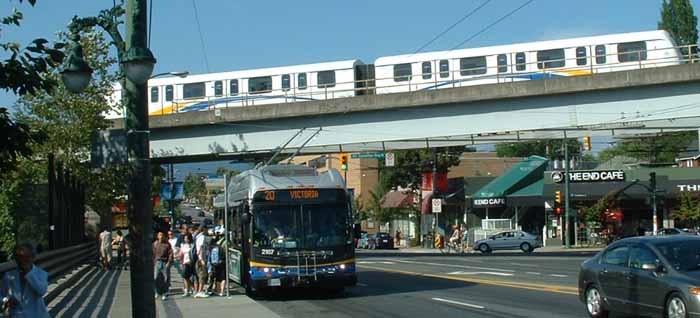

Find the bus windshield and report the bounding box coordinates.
[253,204,350,250]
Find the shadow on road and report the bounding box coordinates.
[255,270,478,301]
[49,267,121,318]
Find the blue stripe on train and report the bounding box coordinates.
[178,95,319,112]
[419,73,566,91]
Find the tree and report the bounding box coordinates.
[581,191,619,224]
[215,167,240,180]
[495,139,581,158]
[672,192,700,228]
[658,0,698,56]
[380,147,462,192]
[1,1,65,174]
[183,173,206,205]
[598,132,694,165]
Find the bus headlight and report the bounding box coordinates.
[263,267,270,273]
[339,264,346,270]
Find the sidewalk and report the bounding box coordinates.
[48,265,281,318]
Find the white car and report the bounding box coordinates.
[473,230,541,253]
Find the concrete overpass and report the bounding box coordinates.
[110,63,700,163]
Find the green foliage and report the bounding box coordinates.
[658,0,698,54]
[495,139,581,158]
[581,191,619,224]
[672,192,700,227]
[380,147,462,191]
[598,132,694,165]
[183,173,207,205]
[215,167,240,180]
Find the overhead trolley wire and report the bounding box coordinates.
[412,0,492,55]
[190,0,211,72]
[450,0,535,51]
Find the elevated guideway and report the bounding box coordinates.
[110,63,700,162]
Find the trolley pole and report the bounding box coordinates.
[563,133,571,249]
[224,173,230,298]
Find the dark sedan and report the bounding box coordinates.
[579,236,700,318]
[373,232,394,249]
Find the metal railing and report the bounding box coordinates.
[113,43,699,116]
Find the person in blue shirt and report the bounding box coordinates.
[0,241,49,318]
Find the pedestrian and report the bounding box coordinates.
[112,230,126,269]
[152,231,173,300]
[194,225,210,298]
[168,230,182,277]
[178,233,195,297]
[208,236,226,296]
[98,227,112,270]
[0,241,49,318]
[394,231,401,248]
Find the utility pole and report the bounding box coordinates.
[650,172,658,234]
[563,133,571,249]
[432,147,439,241]
[169,163,175,231]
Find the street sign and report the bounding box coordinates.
[432,198,442,213]
[90,129,128,168]
[351,153,385,159]
[385,152,395,167]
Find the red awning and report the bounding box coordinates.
[421,192,433,215]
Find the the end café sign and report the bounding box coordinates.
[551,170,625,183]
[473,197,506,208]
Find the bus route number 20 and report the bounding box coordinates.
[264,191,276,201]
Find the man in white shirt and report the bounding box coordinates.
[167,231,182,277]
[98,228,112,270]
[194,225,209,298]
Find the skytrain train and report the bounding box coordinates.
[107,30,682,119]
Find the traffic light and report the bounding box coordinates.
[555,207,563,215]
[649,172,656,190]
[340,153,349,171]
[554,190,562,204]
[583,136,591,151]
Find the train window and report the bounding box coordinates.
[214,80,223,97]
[298,73,307,90]
[150,87,159,103]
[229,79,239,95]
[393,63,412,82]
[282,74,291,91]
[165,85,173,101]
[248,76,273,94]
[439,60,449,78]
[183,82,206,99]
[576,47,587,66]
[618,41,647,62]
[422,62,432,80]
[537,48,565,69]
[595,45,607,64]
[318,70,336,88]
[460,56,487,76]
[515,53,526,71]
[497,54,508,73]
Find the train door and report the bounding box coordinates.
[354,64,375,96]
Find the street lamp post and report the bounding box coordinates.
[61,1,156,317]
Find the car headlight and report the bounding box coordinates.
[689,287,700,295]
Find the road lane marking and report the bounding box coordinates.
[448,271,514,277]
[358,264,578,295]
[510,263,537,267]
[356,283,369,287]
[357,261,395,265]
[526,272,541,275]
[549,274,568,278]
[432,297,485,309]
[391,259,515,273]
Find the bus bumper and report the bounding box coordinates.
[251,272,357,290]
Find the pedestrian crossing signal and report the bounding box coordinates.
[340,153,349,171]
[554,191,562,204]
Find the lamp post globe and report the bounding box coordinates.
[60,42,93,93]
[121,47,157,85]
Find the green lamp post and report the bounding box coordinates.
[60,1,157,317]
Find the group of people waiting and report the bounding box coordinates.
[152,225,227,300]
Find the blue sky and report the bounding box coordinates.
[2,0,699,172]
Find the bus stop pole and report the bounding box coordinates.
[224,174,230,298]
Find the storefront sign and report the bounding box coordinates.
[472,197,506,208]
[677,184,700,192]
[552,170,625,183]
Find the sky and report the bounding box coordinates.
[2,0,699,172]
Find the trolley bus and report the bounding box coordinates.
[226,164,357,294]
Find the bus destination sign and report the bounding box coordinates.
[254,189,344,203]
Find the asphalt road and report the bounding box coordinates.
[255,252,601,318]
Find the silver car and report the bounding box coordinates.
[473,230,541,253]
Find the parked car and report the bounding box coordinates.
[374,232,394,249]
[656,228,696,236]
[473,230,541,253]
[579,235,700,318]
[357,232,369,249]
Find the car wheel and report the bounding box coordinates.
[666,293,688,318]
[585,285,609,318]
[478,243,491,253]
[520,242,532,253]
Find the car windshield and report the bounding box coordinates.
[654,240,700,272]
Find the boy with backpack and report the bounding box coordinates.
[208,235,226,296]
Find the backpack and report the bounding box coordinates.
[209,246,222,265]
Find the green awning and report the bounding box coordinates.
[507,179,544,206]
[471,155,548,208]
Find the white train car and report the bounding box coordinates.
[373,30,682,94]
[106,59,366,118]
